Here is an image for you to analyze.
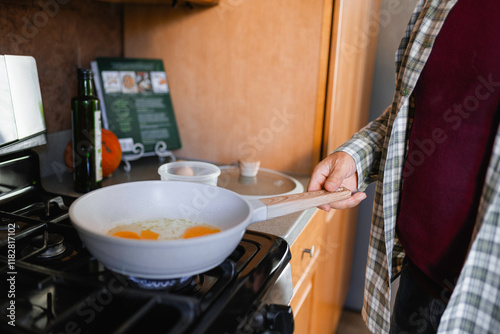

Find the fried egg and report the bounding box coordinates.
[107,218,221,240]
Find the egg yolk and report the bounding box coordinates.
[112,231,141,239]
[112,230,159,240]
[111,224,221,240]
[182,226,221,239]
[140,230,160,240]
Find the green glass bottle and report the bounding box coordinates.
[71,68,103,193]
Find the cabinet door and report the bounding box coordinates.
[290,212,322,334]
[323,0,380,154]
[290,208,359,334]
[291,277,315,334]
[311,209,359,333]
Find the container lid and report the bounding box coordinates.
[217,166,304,199]
[158,161,221,182]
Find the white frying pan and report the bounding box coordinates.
[69,180,350,279]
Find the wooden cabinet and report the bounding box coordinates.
[290,208,359,333]
[290,210,322,333]
[323,0,381,155]
[289,0,381,327]
[288,0,380,329]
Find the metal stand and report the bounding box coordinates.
[154,140,176,163]
[121,140,176,172]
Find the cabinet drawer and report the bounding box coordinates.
[291,279,314,333]
[290,211,322,290]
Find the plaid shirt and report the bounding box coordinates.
[336,0,500,332]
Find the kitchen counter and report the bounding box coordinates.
[42,156,316,245]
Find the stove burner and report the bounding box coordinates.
[32,233,66,258]
[12,196,69,223]
[20,232,67,260]
[127,275,195,290]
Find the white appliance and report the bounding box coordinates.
[0,55,46,155]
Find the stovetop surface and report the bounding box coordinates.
[0,152,290,334]
[0,204,289,334]
[2,231,285,332]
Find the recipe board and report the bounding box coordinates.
[92,57,182,156]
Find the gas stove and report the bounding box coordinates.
[0,150,293,334]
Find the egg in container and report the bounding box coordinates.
[158,161,221,186]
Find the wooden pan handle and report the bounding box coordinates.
[259,187,352,220]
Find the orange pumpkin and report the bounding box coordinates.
[65,128,122,178]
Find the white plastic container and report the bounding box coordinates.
[158,161,221,186]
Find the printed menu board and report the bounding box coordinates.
[91,57,181,155]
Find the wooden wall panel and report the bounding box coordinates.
[123,0,333,174]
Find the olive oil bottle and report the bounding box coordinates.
[71,68,102,193]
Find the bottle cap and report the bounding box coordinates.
[77,68,93,80]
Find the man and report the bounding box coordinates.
[308,0,500,333]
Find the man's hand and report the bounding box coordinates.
[308,151,366,211]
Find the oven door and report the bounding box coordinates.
[241,264,295,334]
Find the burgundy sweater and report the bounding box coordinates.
[396,0,500,297]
